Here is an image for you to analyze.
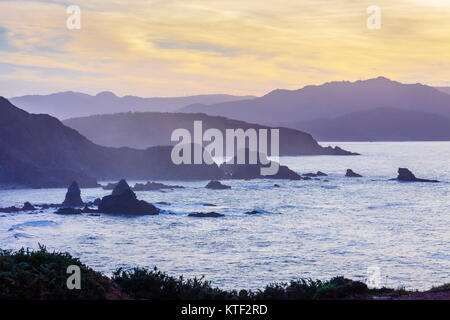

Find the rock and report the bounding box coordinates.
[316,171,328,177]
[111,179,131,196]
[396,168,439,183]
[102,182,118,190]
[93,198,101,206]
[98,179,159,215]
[62,181,84,207]
[0,206,20,213]
[22,202,36,211]
[133,182,184,191]
[188,212,224,218]
[345,169,362,178]
[156,201,170,205]
[302,176,312,180]
[202,203,217,207]
[244,210,260,215]
[273,184,280,187]
[81,206,98,213]
[55,207,82,215]
[206,180,231,190]
[302,172,318,177]
[219,149,301,180]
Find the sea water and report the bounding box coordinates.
[0,142,449,290]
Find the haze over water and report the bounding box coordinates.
[0,142,449,291]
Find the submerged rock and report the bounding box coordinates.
[302,172,318,177]
[396,168,439,183]
[55,207,82,215]
[206,180,231,190]
[0,206,20,213]
[244,210,260,215]
[345,169,362,178]
[102,182,118,190]
[22,202,36,211]
[220,149,301,180]
[202,203,217,207]
[62,181,84,207]
[98,179,159,215]
[188,212,224,218]
[133,182,184,191]
[81,206,98,213]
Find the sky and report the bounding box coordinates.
[0,0,450,97]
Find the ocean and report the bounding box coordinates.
[0,141,449,290]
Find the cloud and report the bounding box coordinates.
[0,0,450,96]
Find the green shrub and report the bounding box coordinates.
[0,245,110,300]
[112,267,235,300]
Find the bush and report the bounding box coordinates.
[0,245,110,300]
[112,267,235,300]
[253,277,368,300]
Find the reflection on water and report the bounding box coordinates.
[0,142,449,290]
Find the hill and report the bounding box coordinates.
[282,108,450,141]
[0,97,221,188]
[63,112,357,156]
[10,91,255,120]
[181,77,450,129]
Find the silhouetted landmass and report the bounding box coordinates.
[11,91,255,120]
[282,108,450,141]
[435,87,450,95]
[181,77,450,141]
[0,97,222,189]
[63,112,357,156]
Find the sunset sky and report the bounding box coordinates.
[0,0,449,97]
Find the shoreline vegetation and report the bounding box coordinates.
[0,246,448,300]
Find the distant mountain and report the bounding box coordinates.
[0,97,222,189]
[281,108,450,141]
[181,77,450,125]
[10,91,255,120]
[435,87,450,95]
[63,112,357,156]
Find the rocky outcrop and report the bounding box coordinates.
[205,181,231,190]
[0,98,223,189]
[55,207,82,215]
[220,149,301,180]
[98,180,159,215]
[62,181,84,207]
[188,212,224,218]
[0,206,20,213]
[302,171,327,178]
[22,202,36,211]
[345,169,362,178]
[396,168,439,183]
[133,182,184,191]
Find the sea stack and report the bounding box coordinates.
[396,168,439,183]
[98,179,159,215]
[345,169,362,178]
[62,181,84,207]
[205,180,231,190]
